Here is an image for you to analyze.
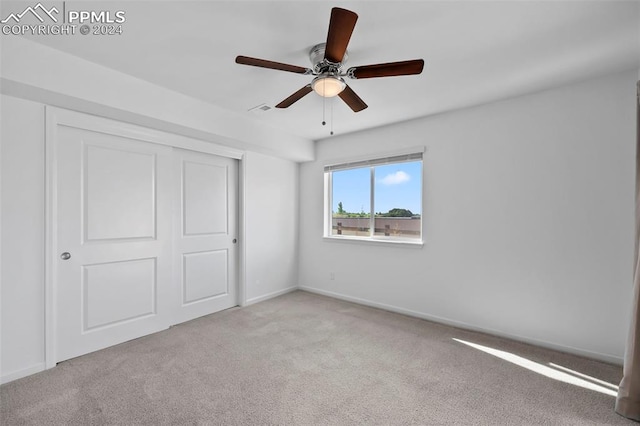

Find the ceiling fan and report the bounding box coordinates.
[235,7,424,113]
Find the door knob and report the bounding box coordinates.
[232,239,237,244]
[60,252,71,260]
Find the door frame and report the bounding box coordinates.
[44,106,246,369]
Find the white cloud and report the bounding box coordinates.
[379,170,411,185]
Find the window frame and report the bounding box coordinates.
[323,147,425,246]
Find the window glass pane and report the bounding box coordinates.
[332,167,371,236]
[374,161,422,239]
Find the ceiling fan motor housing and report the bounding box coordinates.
[309,43,347,75]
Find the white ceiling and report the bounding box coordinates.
[15,0,640,141]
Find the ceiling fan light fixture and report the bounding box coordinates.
[312,75,346,98]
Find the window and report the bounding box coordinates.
[325,151,423,243]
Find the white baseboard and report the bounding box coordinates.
[298,286,624,366]
[244,285,298,306]
[1,362,46,385]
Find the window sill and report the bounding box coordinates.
[322,236,424,248]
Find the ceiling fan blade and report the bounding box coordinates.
[275,85,313,108]
[338,85,368,112]
[324,8,358,63]
[348,59,425,79]
[235,55,311,74]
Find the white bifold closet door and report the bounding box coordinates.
[55,121,237,363]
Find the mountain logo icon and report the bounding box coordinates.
[1,3,59,24]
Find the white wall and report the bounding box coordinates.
[243,152,299,304]
[0,96,46,382]
[299,69,638,364]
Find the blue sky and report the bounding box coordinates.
[332,161,422,214]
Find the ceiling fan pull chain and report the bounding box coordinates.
[322,86,327,126]
[330,98,334,136]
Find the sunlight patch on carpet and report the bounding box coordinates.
[453,338,617,397]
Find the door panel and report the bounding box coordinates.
[182,250,228,304]
[173,150,237,324]
[84,145,157,241]
[82,258,157,330]
[56,126,173,362]
[183,161,228,236]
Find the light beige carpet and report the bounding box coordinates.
[0,290,634,425]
